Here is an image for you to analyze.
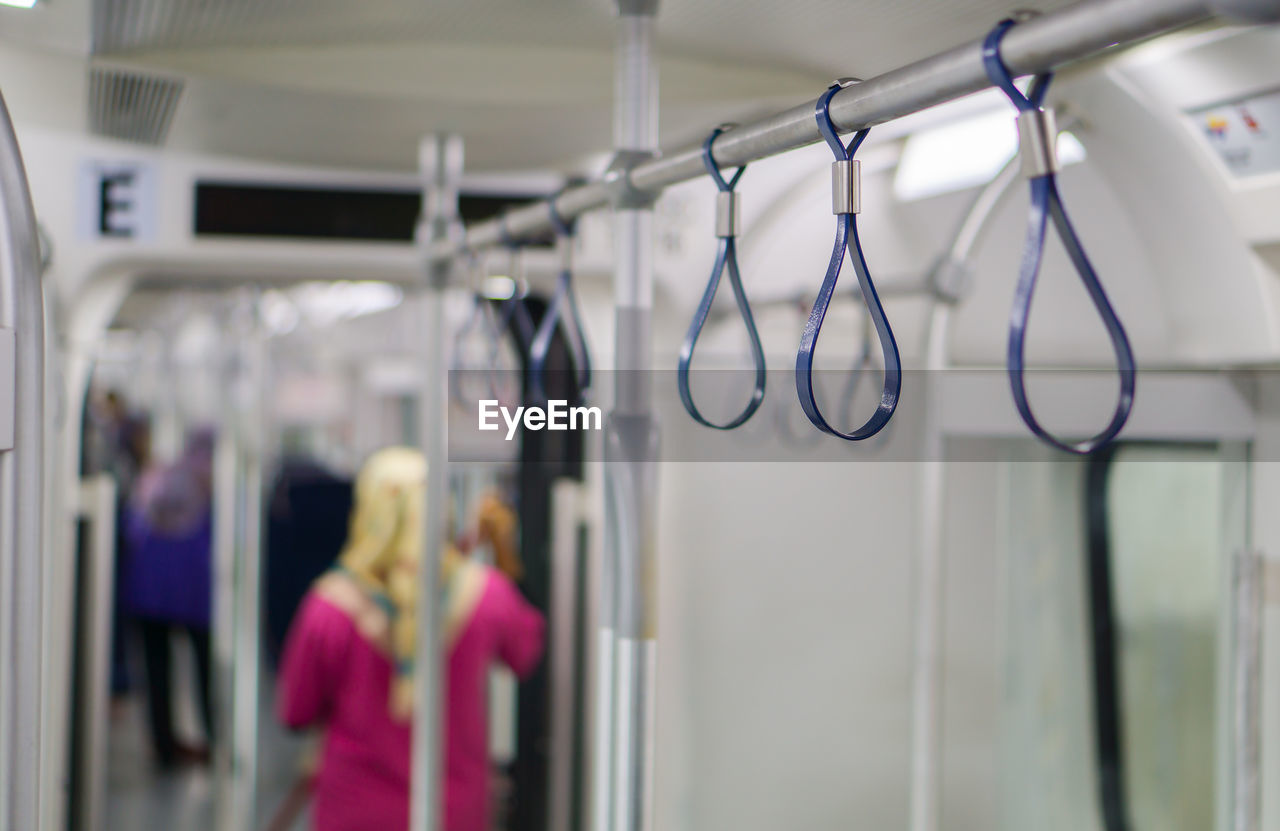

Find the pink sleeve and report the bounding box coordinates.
[489,573,546,679]
[276,592,352,729]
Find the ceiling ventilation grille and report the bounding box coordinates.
[92,0,303,53]
[88,68,184,145]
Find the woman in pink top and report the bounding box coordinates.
[276,447,545,831]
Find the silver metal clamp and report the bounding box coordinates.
[831,159,861,215]
[604,149,660,210]
[1017,109,1059,179]
[715,191,741,238]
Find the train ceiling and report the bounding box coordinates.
[4,0,1078,170]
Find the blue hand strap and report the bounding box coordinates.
[486,292,533,408]
[492,231,538,351]
[982,18,1052,112]
[795,83,902,441]
[984,19,1136,455]
[529,197,593,402]
[449,288,503,410]
[449,242,533,409]
[496,291,536,348]
[677,125,767,430]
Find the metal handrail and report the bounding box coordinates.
[0,86,46,831]
[426,0,1235,264]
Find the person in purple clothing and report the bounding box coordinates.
[121,429,216,769]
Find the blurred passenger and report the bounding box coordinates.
[120,429,216,769]
[276,447,544,831]
[265,457,353,666]
[84,390,141,485]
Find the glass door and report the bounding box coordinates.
[997,442,1249,831]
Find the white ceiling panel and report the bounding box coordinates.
[91,0,1080,78]
[156,63,809,172]
[0,0,91,55]
[11,0,1083,170]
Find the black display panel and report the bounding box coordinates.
[193,181,553,244]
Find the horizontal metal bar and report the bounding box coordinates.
[427,0,1218,267]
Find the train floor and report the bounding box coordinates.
[106,654,309,831]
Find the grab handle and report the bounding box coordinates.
[795,80,902,441]
[677,124,767,430]
[448,252,514,410]
[529,197,593,402]
[984,18,1136,455]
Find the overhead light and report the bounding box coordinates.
[260,290,300,336]
[893,109,1086,202]
[284,281,403,329]
[482,275,516,300]
[0,0,40,8]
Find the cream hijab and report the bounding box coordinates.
[314,447,488,720]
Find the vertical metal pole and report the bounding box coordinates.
[235,301,266,830]
[549,479,588,831]
[909,306,949,831]
[1232,549,1262,831]
[154,331,184,461]
[411,133,462,831]
[212,296,267,831]
[604,5,660,831]
[0,87,45,831]
[211,379,238,831]
[909,157,1021,831]
[592,465,619,831]
[40,282,70,831]
[73,475,117,831]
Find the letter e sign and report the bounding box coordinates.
[78,160,157,242]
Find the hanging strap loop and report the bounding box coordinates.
[494,281,536,348]
[677,124,767,430]
[795,80,902,441]
[546,194,575,238]
[490,229,537,349]
[529,192,593,402]
[497,216,520,249]
[450,252,508,409]
[984,18,1136,455]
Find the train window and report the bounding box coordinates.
[997,442,1247,831]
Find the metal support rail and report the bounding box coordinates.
[411,133,463,831]
[0,86,45,831]
[212,293,268,831]
[909,154,1023,831]
[72,475,117,831]
[602,3,661,831]
[424,0,1246,264]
